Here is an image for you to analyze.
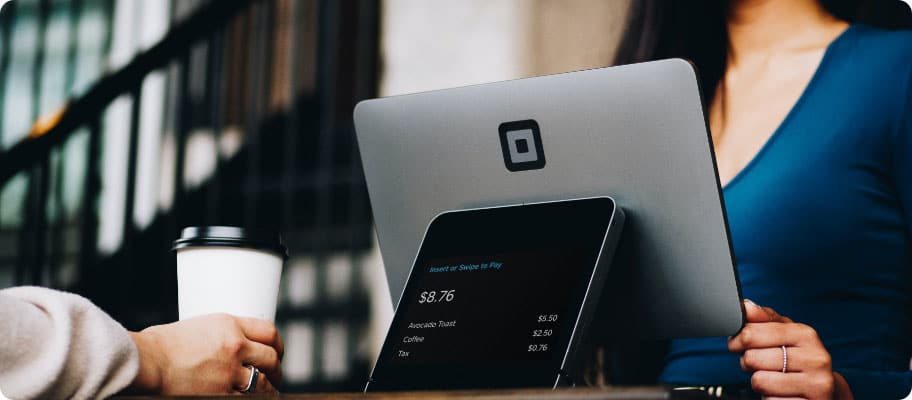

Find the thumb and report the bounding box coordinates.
[743,299,791,323]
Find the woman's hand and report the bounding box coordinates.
[729,300,853,400]
[128,313,284,394]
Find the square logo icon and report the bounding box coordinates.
[498,119,545,172]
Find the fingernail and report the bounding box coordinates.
[744,299,758,308]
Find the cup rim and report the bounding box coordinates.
[172,226,289,259]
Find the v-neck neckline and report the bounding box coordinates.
[721,24,857,192]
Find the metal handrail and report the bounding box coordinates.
[0,0,254,185]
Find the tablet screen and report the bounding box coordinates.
[369,198,618,390]
[392,249,587,364]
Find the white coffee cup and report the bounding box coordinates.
[174,226,288,322]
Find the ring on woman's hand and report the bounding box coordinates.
[242,365,260,393]
[781,345,788,373]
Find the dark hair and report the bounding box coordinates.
[615,0,912,103]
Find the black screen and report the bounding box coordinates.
[391,249,585,364]
[370,198,617,390]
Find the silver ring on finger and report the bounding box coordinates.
[242,365,260,393]
[781,345,788,373]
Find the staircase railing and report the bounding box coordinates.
[0,0,251,185]
[0,0,380,391]
[0,0,253,287]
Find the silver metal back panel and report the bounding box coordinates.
[354,59,744,339]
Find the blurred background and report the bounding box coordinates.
[0,0,630,392]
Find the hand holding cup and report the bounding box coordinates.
[126,226,289,395]
[129,313,284,394]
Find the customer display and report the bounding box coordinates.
[367,197,624,391]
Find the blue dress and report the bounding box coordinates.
[658,25,912,399]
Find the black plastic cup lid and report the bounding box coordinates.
[172,226,288,259]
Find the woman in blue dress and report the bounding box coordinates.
[615,0,912,398]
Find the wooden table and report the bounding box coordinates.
[116,387,679,399]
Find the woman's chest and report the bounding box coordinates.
[722,114,905,280]
[711,51,828,186]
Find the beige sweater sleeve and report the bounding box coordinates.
[0,286,139,400]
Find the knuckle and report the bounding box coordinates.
[797,323,817,340]
[739,326,754,345]
[750,372,770,391]
[266,325,280,343]
[266,348,280,368]
[742,350,759,368]
[214,313,238,328]
[214,312,232,323]
[816,352,832,368]
[222,336,245,355]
